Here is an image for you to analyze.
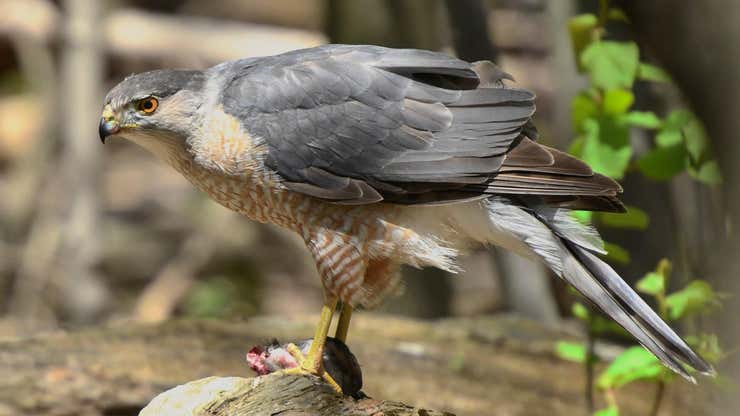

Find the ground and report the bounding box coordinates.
[0,314,714,416]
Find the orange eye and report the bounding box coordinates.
[137,97,158,114]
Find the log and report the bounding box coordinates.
[0,314,712,416]
[139,374,449,416]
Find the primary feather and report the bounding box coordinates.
[481,197,714,381]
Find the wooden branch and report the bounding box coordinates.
[139,374,449,416]
[0,314,710,416]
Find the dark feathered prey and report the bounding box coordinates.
[247,338,363,398]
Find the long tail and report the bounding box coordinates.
[484,196,714,381]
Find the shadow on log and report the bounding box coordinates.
[0,314,713,416]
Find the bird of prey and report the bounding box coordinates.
[99,44,713,392]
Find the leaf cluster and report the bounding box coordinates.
[568,13,720,186]
[556,4,726,414]
[555,258,727,415]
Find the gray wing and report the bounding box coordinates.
[221,44,623,211]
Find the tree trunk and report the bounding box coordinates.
[618,3,740,413]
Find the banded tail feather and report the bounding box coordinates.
[484,196,714,381]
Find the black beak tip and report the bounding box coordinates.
[99,118,119,143]
[99,118,108,143]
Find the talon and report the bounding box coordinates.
[285,342,306,363]
[247,338,361,396]
[283,342,342,393]
[278,366,343,394]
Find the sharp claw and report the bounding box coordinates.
[277,367,343,394]
[321,370,343,394]
[285,343,306,362]
[280,342,343,394]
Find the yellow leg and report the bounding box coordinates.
[280,296,343,393]
[302,295,338,372]
[283,343,342,393]
[335,302,353,343]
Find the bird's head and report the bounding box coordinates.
[99,69,206,155]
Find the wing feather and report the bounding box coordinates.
[219,44,623,211]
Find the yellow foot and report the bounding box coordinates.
[278,342,343,394]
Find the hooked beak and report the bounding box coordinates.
[99,105,120,143]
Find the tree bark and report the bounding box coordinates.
[139,374,451,416]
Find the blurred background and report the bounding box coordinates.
[0,0,739,415]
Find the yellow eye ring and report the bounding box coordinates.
[137,97,158,114]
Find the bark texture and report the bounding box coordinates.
[139,374,450,416]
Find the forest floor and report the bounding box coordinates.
[0,313,717,416]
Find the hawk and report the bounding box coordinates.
[99,44,713,392]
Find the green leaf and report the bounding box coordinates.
[684,116,710,162]
[637,272,665,296]
[689,161,722,185]
[665,280,721,320]
[568,14,599,71]
[603,88,634,116]
[603,242,631,264]
[581,119,632,179]
[655,128,683,147]
[620,111,662,129]
[638,62,671,83]
[637,144,687,181]
[571,210,593,224]
[572,302,590,320]
[594,405,620,416]
[598,205,649,230]
[555,341,587,363]
[664,109,693,129]
[569,135,586,157]
[608,7,630,23]
[572,92,599,131]
[598,116,631,148]
[654,109,692,148]
[583,137,632,179]
[581,41,640,90]
[597,346,665,389]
